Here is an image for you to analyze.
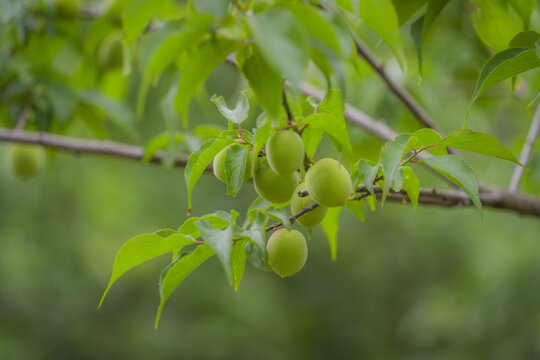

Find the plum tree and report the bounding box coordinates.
[253,162,298,204]
[305,158,352,207]
[290,183,327,228]
[213,145,254,183]
[7,144,45,181]
[266,229,308,278]
[265,130,304,176]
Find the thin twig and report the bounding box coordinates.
[282,89,294,126]
[509,105,540,192]
[15,97,32,131]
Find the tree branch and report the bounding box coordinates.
[0,129,196,169]
[352,37,439,132]
[509,104,540,192]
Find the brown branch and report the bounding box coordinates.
[265,202,321,232]
[356,185,540,217]
[0,129,202,170]
[282,89,294,126]
[353,37,438,131]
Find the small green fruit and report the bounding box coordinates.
[266,130,304,175]
[290,183,327,228]
[253,162,298,204]
[305,158,352,207]
[213,145,254,183]
[7,144,45,181]
[267,229,308,278]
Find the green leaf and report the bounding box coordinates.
[178,213,231,238]
[471,0,523,52]
[196,220,234,284]
[402,166,420,208]
[359,0,406,70]
[254,115,272,163]
[346,200,364,221]
[321,207,342,261]
[301,127,324,159]
[242,52,283,120]
[284,3,341,55]
[266,208,291,229]
[304,89,352,154]
[402,128,446,157]
[143,132,184,162]
[231,239,247,292]
[78,90,138,140]
[509,30,540,48]
[192,0,230,17]
[391,0,428,24]
[123,0,166,44]
[379,134,411,205]
[357,159,379,197]
[411,0,450,75]
[175,38,239,126]
[391,166,404,192]
[211,92,249,124]
[249,8,309,86]
[100,231,194,308]
[156,244,214,328]
[185,137,234,212]
[509,0,536,29]
[467,48,540,122]
[423,155,482,212]
[224,145,248,197]
[137,17,213,118]
[440,129,521,164]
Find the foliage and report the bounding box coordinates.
[1,0,538,331]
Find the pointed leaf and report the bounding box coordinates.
[178,213,231,238]
[100,232,194,307]
[196,220,234,284]
[402,128,446,157]
[156,244,214,328]
[231,239,247,292]
[440,129,521,164]
[357,159,379,197]
[509,30,540,48]
[185,137,235,211]
[402,166,420,208]
[175,38,239,126]
[359,0,405,70]
[321,207,342,261]
[211,92,250,124]
[423,155,482,212]
[224,145,248,197]
[379,134,411,205]
[123,0,166,44]
[248,8,309,86]
[346,199,365,221]
[302,127,324,159]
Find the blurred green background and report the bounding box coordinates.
[2,0,540,359]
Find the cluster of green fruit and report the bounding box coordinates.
[5,144,45,181]
[213,129,352,278]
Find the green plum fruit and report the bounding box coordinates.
[305,158,352,207]
[267,229,308,278]
[290,183,327,228]
[253,162,298,204]
[7,144,45,181]
[213,145,254,183]
[266,130,304,175]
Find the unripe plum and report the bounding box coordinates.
[266,130,304,175]
[253,162,298,204]
[213,145,254,183]
[7,144,45,181]
[267,229,307,277]
[305,158,352,207]
[290,183,327,228]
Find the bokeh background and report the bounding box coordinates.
[2,0,540,359]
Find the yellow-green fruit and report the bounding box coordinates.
[213,145,254,183]
[290,183,327,228]
[7,144,45,181]
[267,229,308,278]
[266,130,304,176]
[253,162,298,204]
[98,32,124,69]
[305,158,352,207]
